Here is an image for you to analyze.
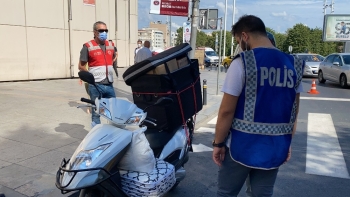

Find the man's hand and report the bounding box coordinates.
[212,147,226,166]
[284,146,292,164]
[79,61,88,71]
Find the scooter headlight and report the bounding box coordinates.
[70,143,111,170]
[125,116,143,125]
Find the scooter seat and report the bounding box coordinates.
[144,127,179,157]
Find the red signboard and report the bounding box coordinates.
[150,0,189,17]
[83,0,95,6]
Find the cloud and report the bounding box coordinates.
[171,22,181,29]
[216,2,238,14]
[217,2,225,13]
[271,11,287,17]
[270,11,297,22]
[257,0,323,5]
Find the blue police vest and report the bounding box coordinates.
[229,48,304,169]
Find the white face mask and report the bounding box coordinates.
[137,44,142,47]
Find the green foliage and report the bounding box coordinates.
[274,33,287,51]
[281,24,338,56]
[205,31,232,56]
[284,24,311,53]
[174,23,341,57]
[196,31,208,47]
[175,27,183,46]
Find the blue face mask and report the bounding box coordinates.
[98,32,107,41]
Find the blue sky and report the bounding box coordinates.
[138,0,349,33]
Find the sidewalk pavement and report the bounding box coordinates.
[0,66,226,197]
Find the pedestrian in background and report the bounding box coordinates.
[134,40,143,63]
[79,21,117,128]
[134,40,152,63]
[212,15,304,197]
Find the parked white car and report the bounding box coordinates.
[204,47,219,67]
[318,53,350,88]
[292,53,325,77]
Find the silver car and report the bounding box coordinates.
[318,53,350,88]
[293,53,325,77]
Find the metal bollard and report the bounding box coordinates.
[203,79,207,105]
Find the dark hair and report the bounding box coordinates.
[231,15,267,37]
[137,40,142,43]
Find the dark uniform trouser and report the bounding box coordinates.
[217,147,279,197]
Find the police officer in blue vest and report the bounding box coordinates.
[212,15,304,197]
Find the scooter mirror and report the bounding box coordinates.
[78,71,95,85]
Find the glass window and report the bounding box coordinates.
[325,55,335,63]
[298,54,324,62]
[205,51,217,56]
[333,56,342,66]
[341,55,350,64]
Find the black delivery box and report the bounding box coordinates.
[123,43,203,131]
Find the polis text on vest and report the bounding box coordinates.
[260,66,294,88]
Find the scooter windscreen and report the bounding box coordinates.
[95,97,146,126]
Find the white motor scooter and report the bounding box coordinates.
[55,71,194,197]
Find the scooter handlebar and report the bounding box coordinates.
[143,119,157,127]
[146,117,157,122]
[81,98,95,105]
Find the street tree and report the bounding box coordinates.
[284,23,311,53]
[175,27,183,46]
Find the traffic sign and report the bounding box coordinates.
[288,45,293,53]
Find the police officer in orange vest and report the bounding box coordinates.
[79,21,117,128]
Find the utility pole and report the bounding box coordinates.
[323,0,334,15]
[231,0,236,56]
[189,0,199,58]
[170,16,172,47]
[217,18,223,95]
[223,0,227,60]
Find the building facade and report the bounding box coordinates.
[138,28,164,51]
[0,0,138,81]
[170,32,178,47]
[149,21,169,48]
[153,30,165,50]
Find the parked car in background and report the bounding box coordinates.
[318,53,350,88]
[204,47,219,67]
[292,53,325,77]
[222,55,234,69]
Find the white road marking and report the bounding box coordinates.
[306,113,350,179]
[208,116,217,125]
[301,97,350,102]
[195,127,215,134]
[192,143,213,152]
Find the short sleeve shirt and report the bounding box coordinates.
[222,57,303,96]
